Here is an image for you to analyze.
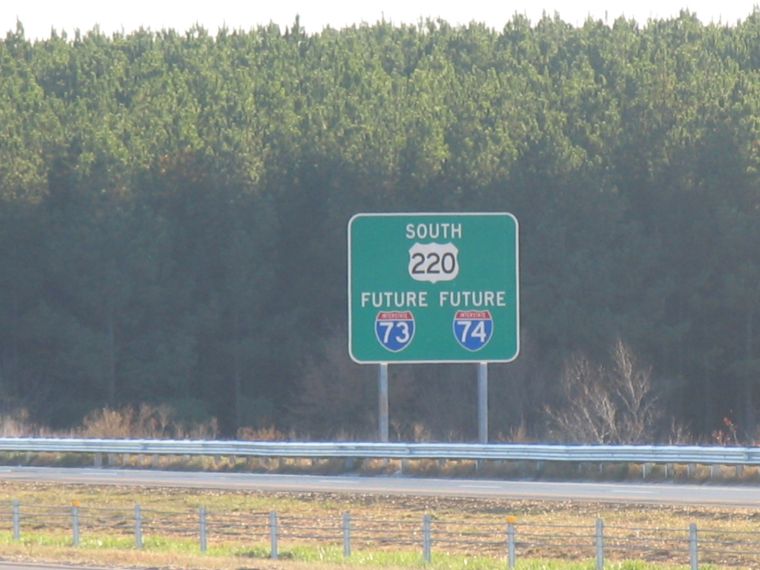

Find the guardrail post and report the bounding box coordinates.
[269,511,279,559]
[422,514,432,563]
[12,500,20,541]
[342,512,351,558]
[689,523,698,570]
[595,518,604,570]
[94,452,102,468]
[71,504,80,547]
[507,522,516,569]
[135,504,143,549]
[199,506,207,552]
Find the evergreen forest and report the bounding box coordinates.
[0,12,759,442]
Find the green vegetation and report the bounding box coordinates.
[0,12,759,441]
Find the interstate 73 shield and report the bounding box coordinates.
[375,311,415,352]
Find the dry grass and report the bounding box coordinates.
[77,404,220,439]
[0,479,757,568]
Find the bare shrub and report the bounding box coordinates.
[494,421,531,443]
[0,409,44,436]
[236,425,287,441]
[78,404,219,439]
[666,418,693,444]
[546,352,618,443]
[546,339,662,444]
[609,339,662,443]
[80,407,135,438]
[181,416,219,439]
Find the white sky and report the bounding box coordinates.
[1,0,758,40]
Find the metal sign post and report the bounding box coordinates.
[379,363,389,442]
[478,362,488,443]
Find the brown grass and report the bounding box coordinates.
[1,479,759,568]
[77,404,220,439]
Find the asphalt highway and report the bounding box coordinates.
[1,466,760,506]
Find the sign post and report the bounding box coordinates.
[478,362,488,443]
[348,213,519,441]
[378,363,389,442]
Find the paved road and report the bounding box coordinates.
[1,465,759,506]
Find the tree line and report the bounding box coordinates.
[0,11,758,441]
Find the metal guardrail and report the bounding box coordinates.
[0,438,758,466]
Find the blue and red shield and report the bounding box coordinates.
[375,311,415,352]
[453,310,493,352]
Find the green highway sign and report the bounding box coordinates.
[348,213,519,363]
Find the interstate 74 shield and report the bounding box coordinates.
[375,311,415,352]
[453,310,493,352]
